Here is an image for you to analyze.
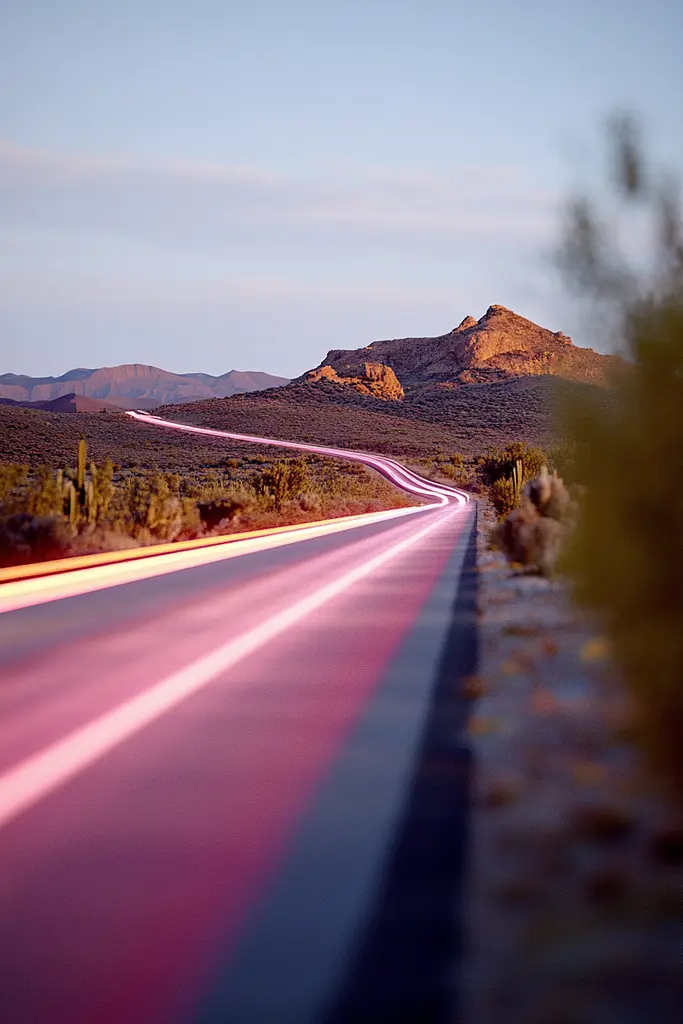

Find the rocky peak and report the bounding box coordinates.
[454,316,477,331]
[298,305,618,396]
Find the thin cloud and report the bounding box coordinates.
[0,142,559,253]
[0,267,457,309]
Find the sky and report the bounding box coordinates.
[0,0,681,378]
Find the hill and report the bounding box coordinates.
[0,393,122,413]
[154,374,607,458]
[0,365,289,408]
[1,307,618,465]
[299,305,621,400]
[0,397,471,471]
[156,306,619,457]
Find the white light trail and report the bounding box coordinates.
[0,504,430,615]
[125,411,470,505]
[0,508,459,831]
[0,413,468,613]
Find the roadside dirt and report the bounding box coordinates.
[460,504,683,1023]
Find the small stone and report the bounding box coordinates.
[571,761,608,786]
[461,674,489,699]
[481,776,522,809]
[570,804,635,844]
[531,690,558,715]
[649,827,683,867]
[582,867,627,906]
[579,637,610,663]
[469,715,503,736]
[540,636,560,657]
[493,876,543,906]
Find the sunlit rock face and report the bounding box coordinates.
[300,305,620,395]
[303,361,405,400]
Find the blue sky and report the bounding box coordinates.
[1,0,681,377]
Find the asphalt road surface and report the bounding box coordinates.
[0,416,478,1024]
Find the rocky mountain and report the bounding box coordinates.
[304,362,405,400]
[1,309,618,459]
[0,365,289,409]
[157,305,618,457]
[300,305,620,400]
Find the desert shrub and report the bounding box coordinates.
[0,464,29,513]
[558,115,683,807]
[485,454,528,517]
[21,465,64,517]
[252,457,310,510]
[489,477,517,518]
[0,513,73,567]
[478,442,549,516]
[197,485,256,529]
[546,440,587,484]
[92,459,115,521]
[116,471,202,541]
[477,442,548,488]
[436,452,475,487]
[491,466,576,576]
[297,490,322,514]
[0,439,418,566]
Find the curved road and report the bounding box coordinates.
[0,415,477,1024]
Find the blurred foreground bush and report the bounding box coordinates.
[559,116,683,808]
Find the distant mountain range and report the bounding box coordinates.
[0,365,289,410]
[1,308,621,458]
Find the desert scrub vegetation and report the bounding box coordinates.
[0,439,419,568]
[406,452,477,489]
[558,116,683,809]
[478,441,580,574]
[490,465,578,576]
[155,375,572,459]
[476,442,549,517]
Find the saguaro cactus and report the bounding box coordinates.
[77,438,87,492]
[85,480,95,520]
[66,481,78,525]
[510,458,525,504]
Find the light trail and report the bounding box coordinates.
[125,410,470,505]
[0,413,468,613]
[0,504,429,615]
[0,507,458,831]
[0,413,475,1024]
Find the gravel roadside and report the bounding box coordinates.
[459,503,683,1024]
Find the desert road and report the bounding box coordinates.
[0,415,477,1024]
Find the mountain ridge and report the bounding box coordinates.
[151,305,619,456]
[0,364,289,408]
[299,304,621,400]
[0,393,124,413]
